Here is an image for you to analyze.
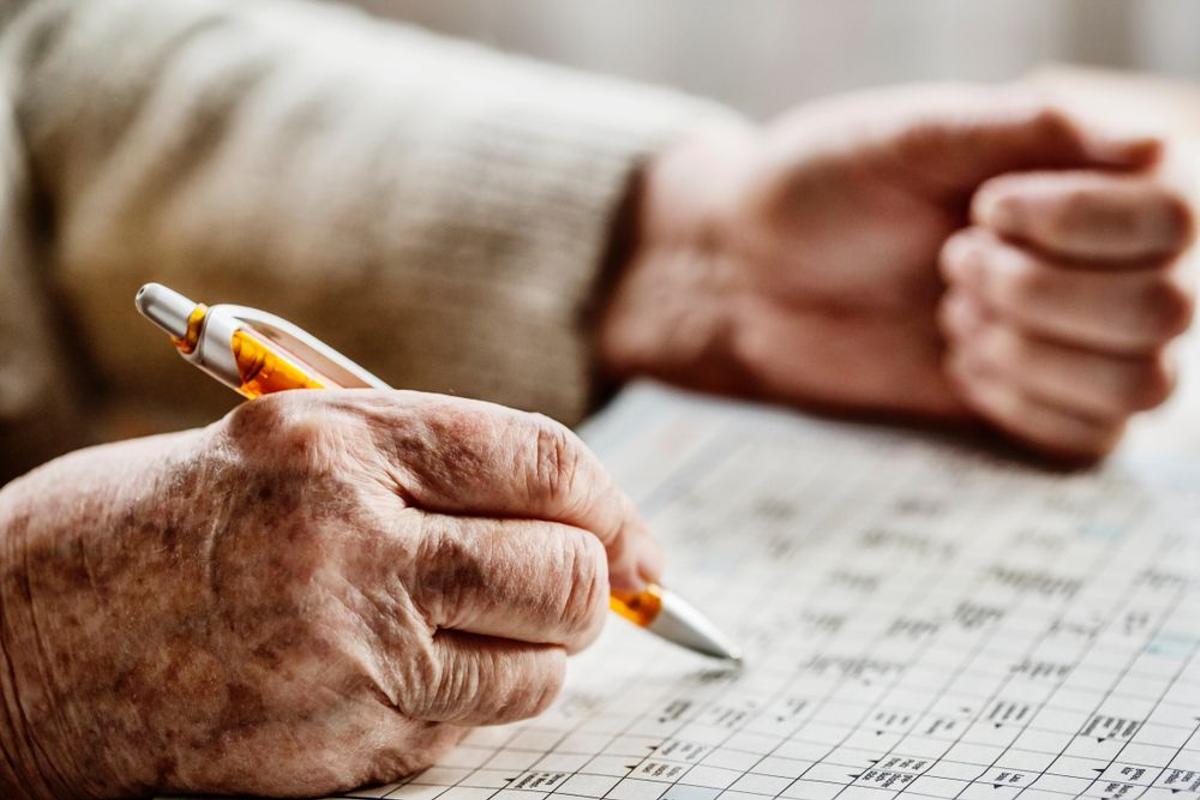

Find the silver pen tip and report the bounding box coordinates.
[135,283,200,340]
[649,588,744,662]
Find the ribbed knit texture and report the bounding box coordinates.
[0,0,736,480]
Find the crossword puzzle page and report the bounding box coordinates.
[333,384,1200,800]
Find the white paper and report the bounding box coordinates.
[333,383,1200,800]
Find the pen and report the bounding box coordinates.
[135,282,742,662]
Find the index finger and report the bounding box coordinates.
[407,514,611,653]
[972,170,1195,262]
[362,392,664,590]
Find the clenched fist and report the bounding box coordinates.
[0,391,661,799]
[600,84,1196,458]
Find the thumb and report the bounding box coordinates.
[894,84,1162,194]
[1075,124,1163,167]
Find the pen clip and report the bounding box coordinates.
[221,306,391,391]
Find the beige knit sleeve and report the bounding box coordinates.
[0,0,737,477]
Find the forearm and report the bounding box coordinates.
[5,0,737,431]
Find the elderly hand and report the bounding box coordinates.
[0,391,661,799]
[600,84,1196,459]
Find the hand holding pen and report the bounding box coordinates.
[0,284,738,799]
[1,369,693,798]
[137,283,741,660]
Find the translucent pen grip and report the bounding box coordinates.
[230,328,330,398]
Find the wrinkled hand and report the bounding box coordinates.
[600,84,1196,458]
[0,391,661,799]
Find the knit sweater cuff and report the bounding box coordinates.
[378,58,740,424]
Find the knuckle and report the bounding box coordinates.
[427,400,492,445]
[487,649,567,722]
[1029,104,1073,142]
[393,401,495,498]
[997,258,1049,308]
[561,534,609,645]
[981,325,1028,370]
[484,648,565,723]
[1159,189,1196,251]
[225,392,336,466]
[402,639,444,714]
[1144,273,1195,340]
[938,290,986,342]
[977,184,1025,233]
[529,654,567,717]
[429,648,476,719]
[1126,355,1176,411]
[413,524,480,627]
[940,229,978,278]
[277,416,334,461]
[529,413,583,506]
[224,391,292,442]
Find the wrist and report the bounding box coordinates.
[596,122,759,388]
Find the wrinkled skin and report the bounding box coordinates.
[0,391,661,799]
[601,84,1197,459]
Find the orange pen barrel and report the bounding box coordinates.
[609,583,665,627]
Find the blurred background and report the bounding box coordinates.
[350,0,1200,117]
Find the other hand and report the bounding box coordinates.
[0,390,661,799]
[600,84,1196,459]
